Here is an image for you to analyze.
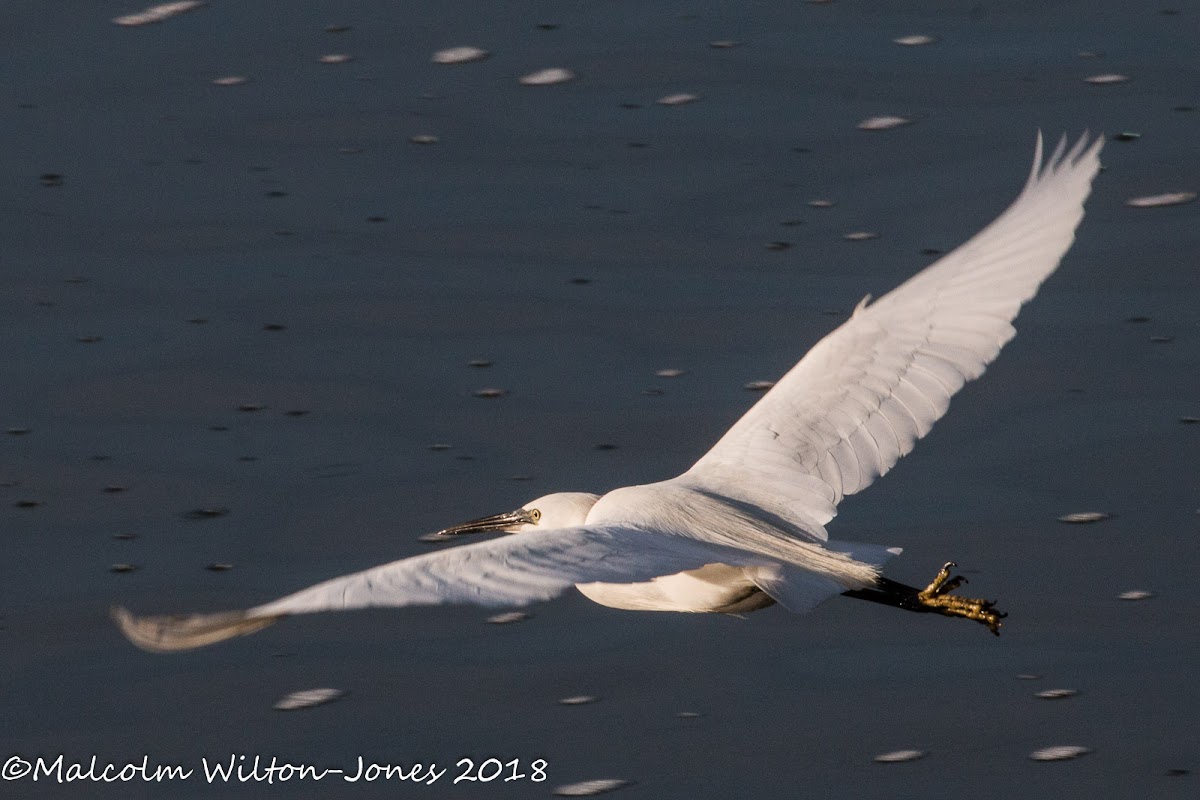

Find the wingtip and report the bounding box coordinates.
[1087,130,1106,165]
[112,604,282,653]
[1026,129,1103,189]
[1049,132,1069,167]
[1026,130,1046,188]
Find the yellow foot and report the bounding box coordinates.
[916,562,1006,636]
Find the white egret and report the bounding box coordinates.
[115,132,1103,652]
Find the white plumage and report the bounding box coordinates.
[114,132,1103,652]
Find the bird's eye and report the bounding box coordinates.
[529,508,541,523]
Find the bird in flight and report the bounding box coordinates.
[115,132,1103,652]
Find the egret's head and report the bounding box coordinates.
[420,492,600,542]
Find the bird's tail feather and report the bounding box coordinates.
[750,541,901,612]
[825,540,903,568]
[111,605,282,653]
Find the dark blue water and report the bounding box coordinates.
[2,2,1198,798]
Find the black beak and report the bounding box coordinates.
[419,508,536,543]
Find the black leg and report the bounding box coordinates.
[841,577,927,613]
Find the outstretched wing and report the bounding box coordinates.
[113,524,774,652]
[685,132,1103,523]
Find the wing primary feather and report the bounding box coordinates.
[687,131,1102,521]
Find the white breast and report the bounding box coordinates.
[576,564,775,614]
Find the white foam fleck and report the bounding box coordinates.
[657,93,700,106]
[433,46,490,65]
[274,688,344,711]
[1125,192,1196,208]
[520,68,575,86]
[553,779,632,796]
[857,116,912,131]
[874,749,926,763]
[893,35,937,46]
[1057,511,1111,524]
[113,1,204,27]
[1030,745,1091,761]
